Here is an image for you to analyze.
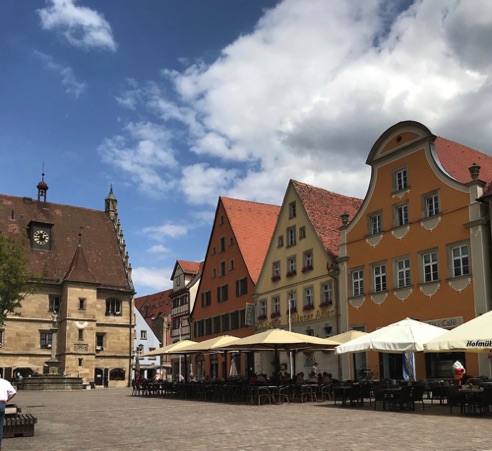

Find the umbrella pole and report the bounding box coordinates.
[224,351,228,382]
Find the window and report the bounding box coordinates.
[0,330,3,347]
[220,215,224,224]
[396,258,411,288]
[287,291,297,312]
[278,235,284,247]
[110,368,125,381]
[272,296,280,314]
[213,316,221,334]
[49,295,60,313]
[78,329,84,341]
[106,298,121,316]
[79,298,86,310]
[236,278,248,296]
[205,318,213,335]
[302,250,313,271]
[222,314,230,332]
[140,330,147,340]
[287,226,296,246]
[287,256,296,276]
[217,284,228,302]
[230,311,239,330]
[201,291,211,308]
[78,358,83,367]
[289,201,296,218]
[212,268,216,278]
[299,226,306,240]
[220,236,226,252]
[369,213,382,235]
[96,334,104,349]
[230,237,234,246]
[220,261,226,277]
[373,264,387,292]
[395,203,409,227]
[424,192,440,217]
[452,244,469,277]
[395,168,408,191]
[303,287,314,310]
[352,269,364,297]
[40,331,52,349]
[258,299,267,319]
[197,320,205,337]
[180,295,188,306]
[230,259,234,270]
[272,261,281,278]
[423,251,439,282]
[321,282,333,306]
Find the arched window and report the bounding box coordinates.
[106,298,122,316]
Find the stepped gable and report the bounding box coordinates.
[0,194,131,291]
[292,180,363,259]
[221,197,280,284]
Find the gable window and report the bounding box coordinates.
[106,298,121,316]
[272,261,281,280]
[321,282,333,306]
[40,331,52,349]
[230,259,234,270]
[236,278,248,296]
[140,330,147,340]
[369,212,382,235]
[451,244,469,277]
[396,258,411,288]
[49,295,60,313]
[352,269,364,297]
[303,287,314,310]
[289,201,296,218]
[79,298,86,310]
[201,291,211,308]
[220,236,226,252]
[230,237,234,246]
[395,203,409,227]
[217,284,228,303]
[373,264,387,292]
[395,168,408,191]
[212,268,216,278]
[299,226,306,240]
[302,250,313,271]
[220,261,226,277]
[278,235,284,247]
[287,226,296,247]
[423,191,440,217]
[422,251,438,282]
[287,256,296,276]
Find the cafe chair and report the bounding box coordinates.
[410,384,426,410]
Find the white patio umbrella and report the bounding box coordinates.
[424,310,492,353]
[141,340,196,357]
[335,317,448,354]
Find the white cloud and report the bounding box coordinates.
[34,50,86,98]
[38,0,117,51]
[147,244,170,255]
[108,0,492,209]
[143,223,190,240]
[132,266,172,293]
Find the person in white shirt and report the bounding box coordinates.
[0,376,16,450]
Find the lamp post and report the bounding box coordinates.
[288,299,294,379]
[135,344,144,379]
[46,311,60,376]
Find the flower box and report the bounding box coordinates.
[270,312,281,319]
[319,301,333,308]
[302,304,314,311]
[286,308,297,315]
[286,271,297,278]
[271,275,281,282]
[301,265,313,273]
[257,314,267,321]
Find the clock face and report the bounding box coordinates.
[33,230,50,245]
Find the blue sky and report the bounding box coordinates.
[2,0,492,296]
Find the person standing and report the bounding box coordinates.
[0,376,17,450]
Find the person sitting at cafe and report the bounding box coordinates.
[256,373,267,384]
[306,371,318,384]
[323,372,332,384]
[317,373,324,385]
[295,372,305,385]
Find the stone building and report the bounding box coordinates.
[0,177,134,387]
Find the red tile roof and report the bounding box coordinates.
[0,194,131,291]
[292,180,363,259]
[170,260,203,280]
[435,137,492,184]
[135,289,172,320]
[221,197,280,283]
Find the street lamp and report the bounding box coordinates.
[135,344,144,378]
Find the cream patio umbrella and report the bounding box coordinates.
[173,335,241,353]
[141,339,196,357]
[335,318,447,354]
[423,310,492,353]
[329,330,368,344]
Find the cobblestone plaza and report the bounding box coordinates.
[6,388,492,451]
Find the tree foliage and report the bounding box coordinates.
[0,234,36,324]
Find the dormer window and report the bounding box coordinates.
[30,223,52,250]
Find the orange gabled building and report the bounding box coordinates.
[191,197,280,380]
[338,121,492,381]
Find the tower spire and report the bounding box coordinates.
[37,164,49,202]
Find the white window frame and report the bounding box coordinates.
[424,192,440,217]
[422,251,439,283]
[321,282,333,305]
[287,226,296,247]
[369,212,382,235]
[395,168,408,191]
[395,203,409,227]
[373,264,387,293]
[287,256,296,274]
[272,296,280,314]
[451,244,469,277]
[396,258,411,288]
[289,201,297,219]
[272,261,281,277]
[303,286,314,308]
[303,250,313,269]
[352,269,364,297]
[259,299,267,317]
[287,291,297,312]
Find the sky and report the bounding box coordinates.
[2,0,492,297]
